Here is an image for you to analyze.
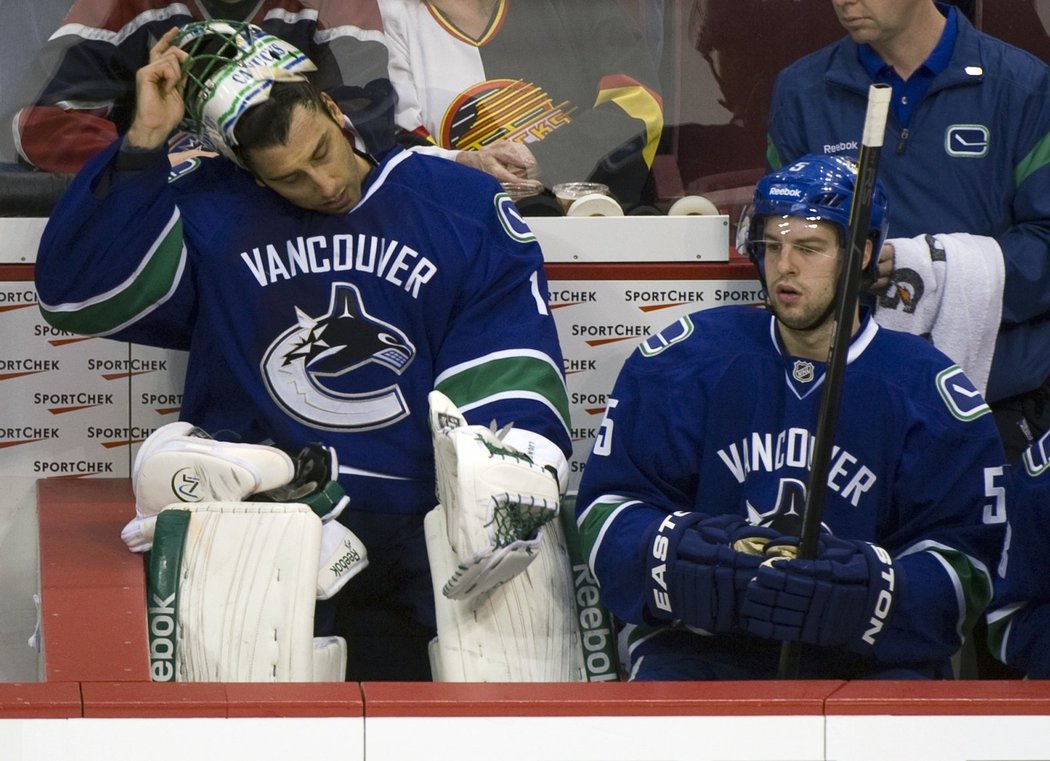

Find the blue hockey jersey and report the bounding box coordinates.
[767,4,1050,403]
[986,434,1050,677]
[36,141,572,517]
[576,305,1007,677]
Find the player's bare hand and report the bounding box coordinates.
[869,242,895,293]
[168,147,218,166]
[126,27,189,150]
[456,140,537,183]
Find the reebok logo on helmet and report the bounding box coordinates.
[768,186,802,198]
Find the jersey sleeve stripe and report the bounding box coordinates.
[38,210,187,336]
[899,539,994,642]
[435,351,570,431]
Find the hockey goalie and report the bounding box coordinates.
[128,422,368,682]
[425,390,586,682]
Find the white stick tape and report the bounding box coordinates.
[667,195,720,216]
[566,193,624,217]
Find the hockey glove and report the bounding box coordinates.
[253,443,367,600]
[124,422,295,552]
[741,534,897,653]
[429,390,561,601]
[646,512,781,634]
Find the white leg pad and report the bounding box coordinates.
[425,505,586,682]
[151,502,338,681]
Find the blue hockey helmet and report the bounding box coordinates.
[739,154,889,282]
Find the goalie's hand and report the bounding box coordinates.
[646,512,781,633]
[429,390,560,600]
[740,534,898,653]
[252,443,368,599]
[252,443,349,523]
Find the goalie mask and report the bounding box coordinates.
[174,20,317,166]
[738,154,889,287]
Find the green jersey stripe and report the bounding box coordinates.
[39,212,186,335]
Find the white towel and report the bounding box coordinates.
[874,232,1005,396]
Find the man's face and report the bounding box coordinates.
[831,0,929,45]
[244,94,368,215]
[761,215,843,332]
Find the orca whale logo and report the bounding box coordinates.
[262,282,416,431]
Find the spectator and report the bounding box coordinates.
[575,155,1006,680]
[767,1,1050,463]
[378,0,664,206]
[10,0,392,172]
[34,21,572,681]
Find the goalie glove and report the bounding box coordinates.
[428,390,561,600]
[123,422,295,552]
[252,443,367,600]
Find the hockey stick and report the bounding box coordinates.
[777,83,892,679]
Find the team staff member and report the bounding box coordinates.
[767,0,1050,461]
[576,156,1006,680]
[34,22,572,681]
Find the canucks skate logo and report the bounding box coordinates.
[261,282,416,431]
[936,365,990,422]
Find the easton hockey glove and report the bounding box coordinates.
[428,390,561,601]
[646,512,781,634]
[741,534,898,653]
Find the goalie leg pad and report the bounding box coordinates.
[425,506,585,681]
[149,502,326,682]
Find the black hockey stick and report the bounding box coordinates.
[777,83,892,679]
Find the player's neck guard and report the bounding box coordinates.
[174,20,317,166]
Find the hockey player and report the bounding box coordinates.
[9,0,392,173]
[34,21,572,681]
[378,0,664,206]
[575,154,1007,680]
[986,430,1050,679]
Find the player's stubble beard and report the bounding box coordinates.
[766,269,840,356]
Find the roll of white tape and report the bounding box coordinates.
[668,195,720,216]
[566,193,624,217]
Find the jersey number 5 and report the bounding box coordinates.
[593,399,619,456]
[983,466,1006,525]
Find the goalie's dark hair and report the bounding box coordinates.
[232,82,339,168]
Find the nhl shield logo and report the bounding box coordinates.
[792,360,815,383]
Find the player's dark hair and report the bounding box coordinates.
[233,82,338,167]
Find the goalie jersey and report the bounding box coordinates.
[36,141,572,519]
[576,305,1007,677]
[379,0,663,202]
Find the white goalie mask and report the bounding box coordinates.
[174,20,317,166]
